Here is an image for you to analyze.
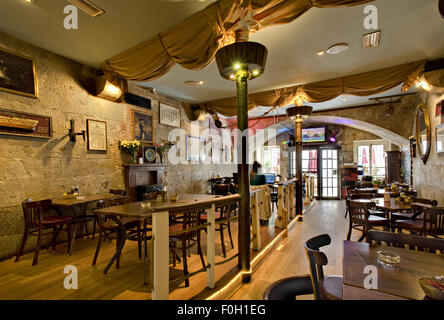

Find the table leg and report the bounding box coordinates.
[103,216,127,274]
[206,204,216,289]
[152,211,169,300]
[69,207,79,256]
[251,193,261,251]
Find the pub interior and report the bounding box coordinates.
[0,0,443,301]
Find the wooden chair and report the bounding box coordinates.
[347,200,390,242]
[92,197,145,268]
[16,199,72,266]
[199,197,238,258]
[344,186,357,218]
[303,234,342,300]
[366,230,444,253]
[169,206,207,287]
[397,207,444,238]
[263,274,313,300]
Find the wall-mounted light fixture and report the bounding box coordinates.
[96,76,123,101]
[68,119,85,142]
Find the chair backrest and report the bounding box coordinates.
[348,200,373,227]
[423,207,444,237]
[345,186,357,197]
[214,184,229,196]
[303,234,331,300]
[366,230,444,253]
[412,197,438,207]
[110,189,126,196]
[95,197,129,225]
[21,199,52,229]
[263,275,313,300]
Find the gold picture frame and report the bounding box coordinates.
[133,110,154,144]
[0,47,39,99]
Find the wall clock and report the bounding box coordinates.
[143,146,156,163]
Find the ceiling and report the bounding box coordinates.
[0,0,443,115]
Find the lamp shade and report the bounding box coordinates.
[95,76,123,101]
[215,42,267,80]
[286,106,313,119]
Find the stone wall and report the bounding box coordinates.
[0,31,235,260]
[412,91,444,205]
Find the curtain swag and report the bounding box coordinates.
[199,60,426,116]
[101,0,374,82]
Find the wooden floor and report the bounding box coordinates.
[230,200,361,300]
[0,212,280,300]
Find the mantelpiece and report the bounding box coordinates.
[122,164,167,202]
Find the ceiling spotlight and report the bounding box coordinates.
[229,74,235,79]
[233,63,242,70]
[326,43,349,55]
[252,70,260,76]
[317,50,325,56]
[184,80,205,86]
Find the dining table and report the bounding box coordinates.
[342,240,444,300]
[52,193,125,255]
[93,193,243,300]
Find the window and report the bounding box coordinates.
[258,146,280,175]
[354,140,390,180]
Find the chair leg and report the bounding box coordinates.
[66,222,72,254]
[92,231,103,265]
[115,230,122,269]
[172,241,177,267]
[220,225,226,258]
[182,238,189,287]
[137,223,142,259]
[197,229,205,269]
[227,221,234,249]
[92,218,96,239]
[51,227,58,251]
[83,219,89,239]
[15,226,29,262]
[358,230,367,242]
[347,222,352,241]
[32,226,43,266]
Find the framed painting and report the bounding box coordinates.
[436,124,444,154]
[159,103,180,128]
[0,108,51,138]
[133,110,153,143]
[87,119,107,151]
[0,47,38,98]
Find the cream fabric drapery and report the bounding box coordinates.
[102,0,373,82]
[200,60,426,116]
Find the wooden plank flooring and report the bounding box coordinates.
[0,213,280,300]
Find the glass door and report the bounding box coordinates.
[302,149,318,197]
[321,148,339,199]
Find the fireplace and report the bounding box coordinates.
[123,164,165,202]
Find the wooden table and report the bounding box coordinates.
[342,241,444,300]
[52,194,123,255]
[94,193,242,300]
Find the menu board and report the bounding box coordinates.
[159,103,180,128]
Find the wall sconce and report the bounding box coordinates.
[96,76,123,101]
[68,119,85,142]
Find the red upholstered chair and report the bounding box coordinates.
[16,199,72,266]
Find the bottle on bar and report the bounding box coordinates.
[161,171,168,201]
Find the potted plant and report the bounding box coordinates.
[118,140,140,164]
[372,179,382,189]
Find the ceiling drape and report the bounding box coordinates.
[101,0,373,82]
[200,60,426,116]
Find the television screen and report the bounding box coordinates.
[302,127,326,143]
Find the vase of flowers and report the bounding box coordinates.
[119,140,140,164]
[154,142,173,164]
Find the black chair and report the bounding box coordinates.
[263,274,313,300]
[304,234,342,300]
[347,200,390,241]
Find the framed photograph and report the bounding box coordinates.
[0,108,51,138]
[87,119,107,151]
[0,47,38,98]
[159,103,180,128]
[133,110,153,143]
[186,135,204,161]
[436,124,444,154]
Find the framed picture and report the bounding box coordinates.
[186,135,204,161]
[0,47,38,98]
[133,110,153,143]
[87,119,107,151]
[159,103,180,128]
[0,108,51,138]
[436,124,444,154]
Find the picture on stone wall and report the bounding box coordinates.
[0,47,38,98]
[87,119,107,151]
[133,110,153,143]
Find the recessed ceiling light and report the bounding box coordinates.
[184,80,204,86]
[317,50,325,56]
[326,43,349,55]
[24,0,33,2]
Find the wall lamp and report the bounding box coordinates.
[96,76,123,101]
[68,119,85,142]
